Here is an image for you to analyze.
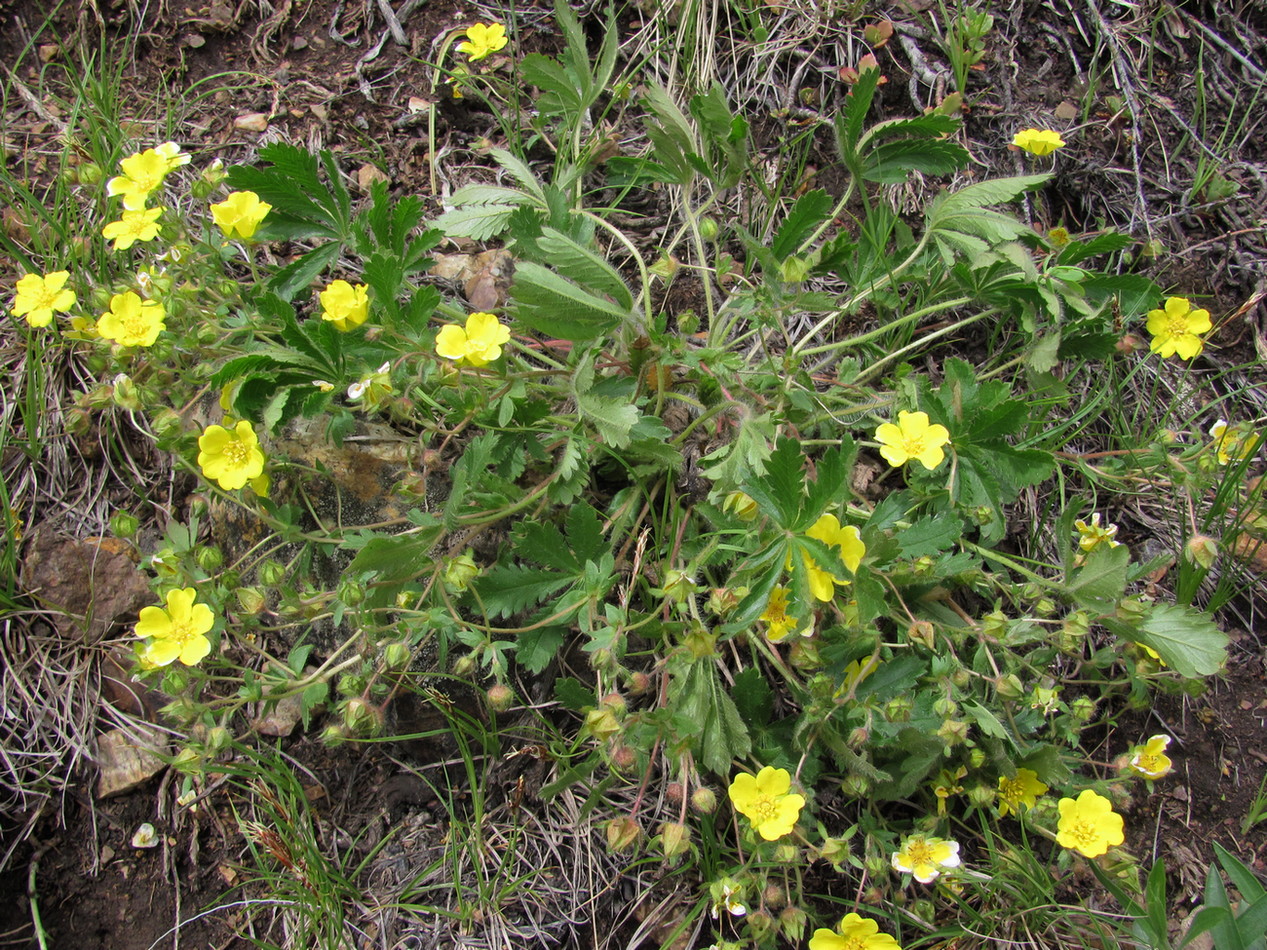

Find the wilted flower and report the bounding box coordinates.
[1056,789,1124,857]
[135,587,215,667]
[709,878,747,919]
[727,766,805,841]
[1012,128,1066,156]
[1128,735,1173,779]
[102,206,164,250]
[210,190,272,240]
[1209,419,1262,465]
[319,280,370,331]
[435,311,511,367]
[997,768,1048,817]
[891,834,960,883]
[197,420,266,490]
[97,291,165,347]
[12,271,76,327]
[760,587,807,642]
[1074,512,1120,553]
[457,22,508,60]
[808,913,903,950]
[875,411,951,470]
[1145,296,1211,360]
[347,361,392,406]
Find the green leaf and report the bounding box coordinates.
[896,513,964,558]
[772,190,833,261]
[520,52,584,117]
[536,228,634,308]
[473,565,573,619]
[511,261,628,341]
[963,699,1011,742]
[1066,543,1131,609]
[555,676,595,711]
[288,643,314,675]
[346,529,441,582]
[930,174,1050,216]
[673,658,751,775]
[1131,603,1228,678]
[576,393,639,448]
[864,139,969,183]
[731,667,773,727]
[434,204,523,241]
[835,68,880,157]
[268,242,342,301]
[516,627,566,674]
[566,503,607,565]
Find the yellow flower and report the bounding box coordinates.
[435,311,511,367]
[97,291,166,347]
[134,587,215,667]
[1048,226,1072,247]
[723,491,758,521]
[891,834,961,883]
[12,271,76,327]
[1056,789,1124,857]
[319,280,370,331]
[211,190,272,240]
[1128,735,1173,779]
[456,22,508,61]
[1209,419,1261,465]
[808,913,903,950]
[1012,128,1066,156]
[794,513,866,602]
[760,587,808,642]
[875,410,951,470]
[727,766,805,841]
[198,420,266,490]
[106,143,189,210]
[997,768,1048,817]
[1074,512,1120,553]
[102,206,164,250]
[1145,296,1212,360]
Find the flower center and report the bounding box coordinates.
[122,310,149,337]
[901,434,929,457]
[167,618,194,646]
[999,780,1022,805]
[32,286,58,309]
[751,796,779,822]
[223,440,251,466]
[905,840,935,865]
[1066,818,1098,848]
[1167,313,1192,336]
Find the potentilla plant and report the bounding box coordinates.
[12,8,1257,944]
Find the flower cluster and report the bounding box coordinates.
[107,141,189,209]
[875,411,951,470]
[1145,296,1211,360]
[135,587,215,667]
[1012,128,1066,156]
[727,766,805,841]
[436,311,511,367]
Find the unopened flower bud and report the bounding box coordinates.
[205,726,232,753]
[627,671,652,695]
[691,787,717,814]
[995,673,1025,700]
[841,773,870,797]
[337,577,365,605]
[196,545,224,572]
[661,568,697,604]
[321,724,348,747]
[171,747,202,773]
[258,560,287,586]
[722,491,758,521]
[382,642,411,671]
[699,217,720,241]
[584,707,621,741]
[779,905,808,942]
[442,551,479,592]
[342,697,383,736]
[452,653,479,677]
[666,781,686,804]
[818,836,850,870]
[110,511,140,539]
[486,683,514,712]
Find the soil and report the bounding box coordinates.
[2,0,1266,948]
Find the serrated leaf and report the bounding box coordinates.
[473,565,573,619]
[772,189,833,260]
[896,513,964,558]
[554,676,595,710]
[516,627,566,674]
[511,261,628,341]
[566,503,607,564]
[346,529,441,581]
[268,242,342,301]
[536,228,633,308]
[434,204,522,241]
[864,139,969,183]
[520,52,584,117]
[576,393,639,448]
[930,174,1049,217]
[1066,542,1130,609]
[674,658,751,776]
[731,667,773,727]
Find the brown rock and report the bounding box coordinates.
[20,532,152,641]
[95,726,168,798]
[234,112,270,133]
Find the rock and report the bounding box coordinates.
[357,163,390,191]
[95,726,169,798]
[234,112,270,132]
[20,533,153,641]
[253,691,307,737]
